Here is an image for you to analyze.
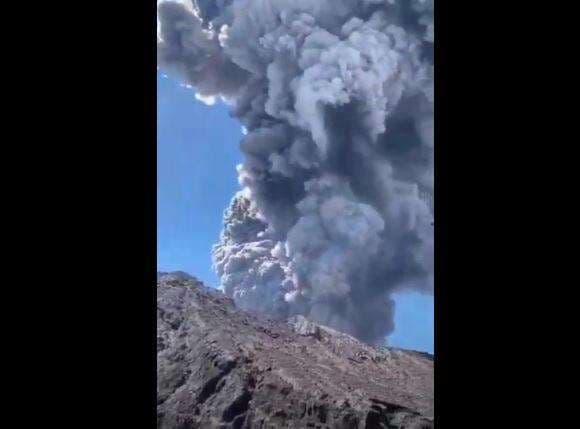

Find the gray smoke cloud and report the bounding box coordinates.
[158,0,434,345]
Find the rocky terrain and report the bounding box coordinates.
[157,272,434,428]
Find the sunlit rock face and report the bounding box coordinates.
[157,273,434,428]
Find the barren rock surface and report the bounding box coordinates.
[157,272,434,428]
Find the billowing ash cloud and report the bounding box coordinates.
[158,0,434,345]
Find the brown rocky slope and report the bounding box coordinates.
[157,272,434,428]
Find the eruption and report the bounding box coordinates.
[157,0,434,344]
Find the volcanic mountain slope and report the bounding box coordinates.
[157,272,434,429]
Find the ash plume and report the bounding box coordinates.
[158,0,434,345]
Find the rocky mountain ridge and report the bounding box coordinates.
[157,272,434,428]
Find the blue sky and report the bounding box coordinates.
[157,72,433,353]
